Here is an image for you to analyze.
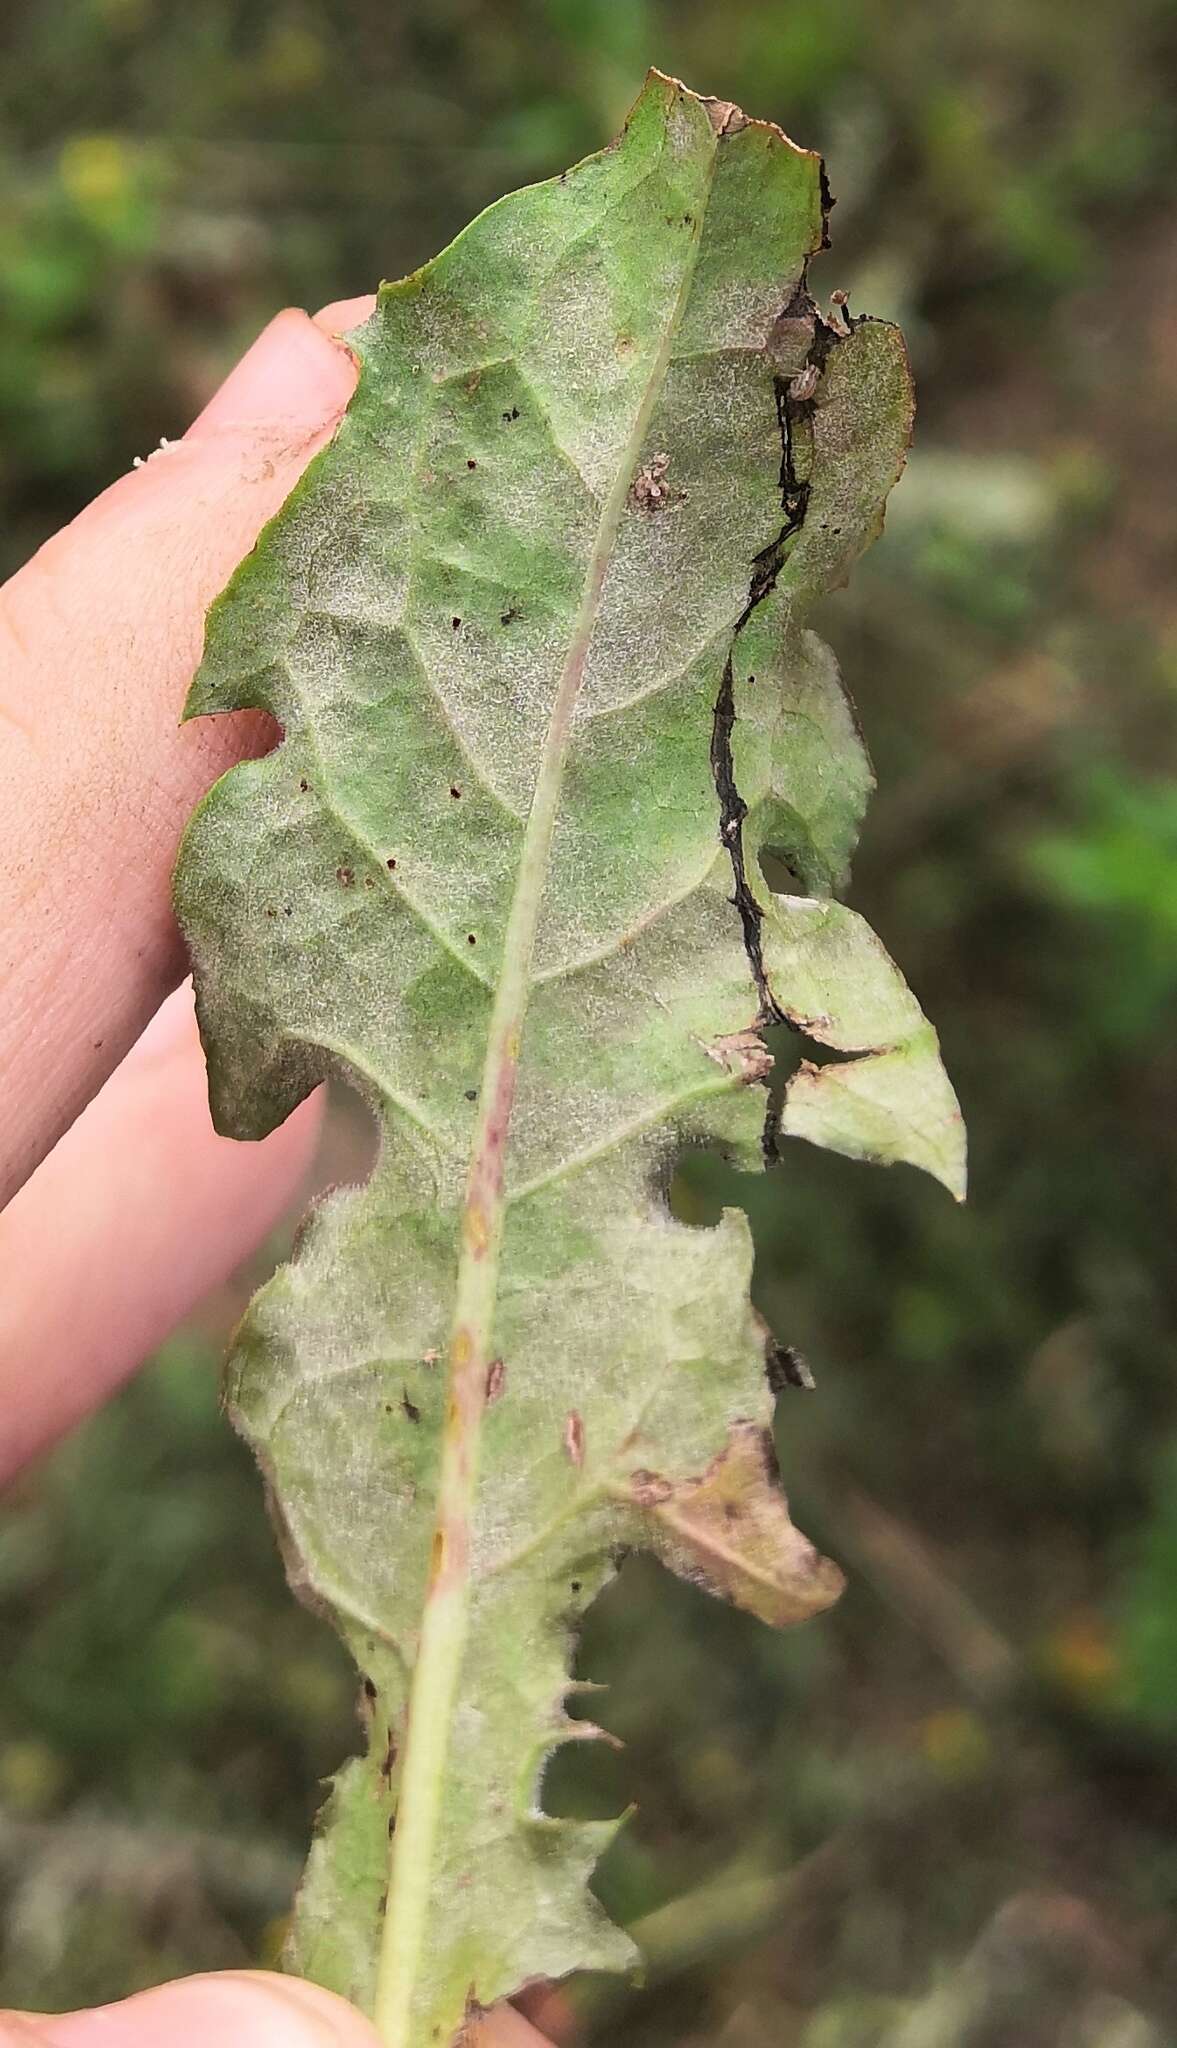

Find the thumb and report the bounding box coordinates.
[0,1970,382,2046]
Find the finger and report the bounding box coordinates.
[0,983,320,1483]
[0,1980,555,2048]
[0,305,360,1207]
[0,1970,381,2045]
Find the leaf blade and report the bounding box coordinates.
[175,70,964,2046]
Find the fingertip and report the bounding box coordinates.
[190,307,360,436]
[13,1971,383,2047]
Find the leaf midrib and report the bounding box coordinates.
[370,116,723,2048]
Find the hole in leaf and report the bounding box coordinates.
[759,845,809,894]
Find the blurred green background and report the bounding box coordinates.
[2,1,1177,2041]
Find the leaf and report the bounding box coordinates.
[174,71,966,2048]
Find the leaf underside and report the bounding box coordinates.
[174,71,965,2048]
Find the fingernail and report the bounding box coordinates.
[190,308,359,436]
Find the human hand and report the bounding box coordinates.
[0,290,381,1475]
[0,1970,555,2044]
[0,301,553,2048]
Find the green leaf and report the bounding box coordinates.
[174,72,965,2047]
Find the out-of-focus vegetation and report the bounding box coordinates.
[3,1,1177,2040]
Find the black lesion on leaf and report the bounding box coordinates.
[765,1340,816,1393]
[708,276,852,1164]
[402,1390,421,1424]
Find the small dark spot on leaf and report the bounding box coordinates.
[337,866,355,887]
[466,458,477,470]
[452,616,461,631]
[299,777,309,792]
[265,907,276,918]
[502,406,520,422]
[364,876,374,887]
[464,1087,477,1102]
[381,1732,398,1779]
[570,1580,582,1593]
[766,1342,816,1393]
[402,1390,421,1424]
[467,933,477,945]
[362,1676,377,1702]
[386,857,397,869]
[500,605,518,625]
[388,1814,397,1837]
[450,784,462,799]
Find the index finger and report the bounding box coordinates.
[0,296,376,1206]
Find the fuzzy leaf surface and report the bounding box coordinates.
[174,72,965,2048]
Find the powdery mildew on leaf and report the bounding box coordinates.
[174,72,965,2048]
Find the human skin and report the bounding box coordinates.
[0,300,551,2048]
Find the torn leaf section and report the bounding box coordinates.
[762,896,927,1049]
[731,605,873,898]
[783,1040,967,1200]
[759,895,966,1199]
[777,317,916,607]
[623,1420,845,1627]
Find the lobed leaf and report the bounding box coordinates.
[175,71,965,2048]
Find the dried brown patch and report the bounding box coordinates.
[622,1422,844,1627]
